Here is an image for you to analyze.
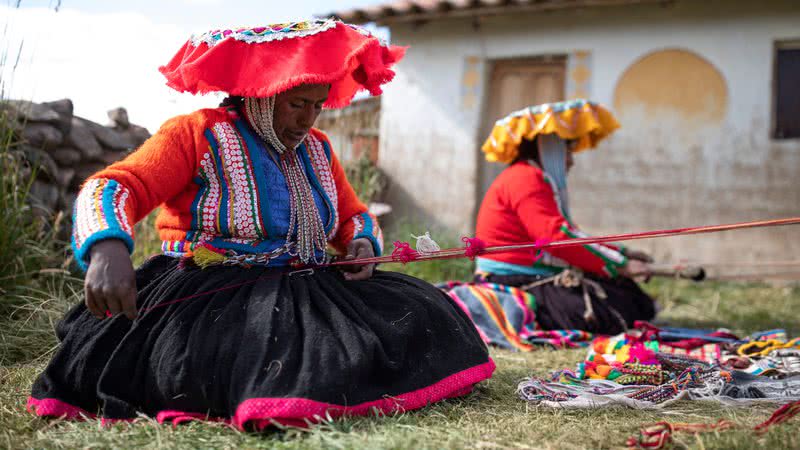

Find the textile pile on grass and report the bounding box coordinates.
[513,323,800,447]
[518,322,800,409]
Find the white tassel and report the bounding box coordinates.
[411,231,441,254]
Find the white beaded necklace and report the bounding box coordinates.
[244,96,326,264]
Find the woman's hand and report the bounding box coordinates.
[340,238,376,281]
[623,248,654,263]
[85,239,138,320]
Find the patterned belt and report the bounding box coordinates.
[190,243,328,268]
[520,269,626,331]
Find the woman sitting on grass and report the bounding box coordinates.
[448,101,656,343]
[27,20,493,429]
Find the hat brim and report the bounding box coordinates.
[159,21,406,108]
[482,100,620,164]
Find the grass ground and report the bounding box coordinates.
[2,267,799,449]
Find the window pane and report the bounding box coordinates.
[775,48,800,139]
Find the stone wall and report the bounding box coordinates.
[2,98,150,226]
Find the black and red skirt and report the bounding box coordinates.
[28,256,493,429]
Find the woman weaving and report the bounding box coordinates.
[27,20,493,429]
[447,100,656,344]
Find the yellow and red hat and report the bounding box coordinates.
[482,99,620,163]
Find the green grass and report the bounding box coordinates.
[0,108,57,308]
[382,221,475,283]
[643,278,800,336]
[344,155,387,205]
[131,210,162,267]
[1,275,800,449]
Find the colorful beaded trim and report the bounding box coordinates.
[72,178,134,268]
[190,19,338,47]
[495,99,598,125]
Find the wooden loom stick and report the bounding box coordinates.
[330,217,800,267]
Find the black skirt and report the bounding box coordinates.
[28,256,493,429]
[480,273,656,335]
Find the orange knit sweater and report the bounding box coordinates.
[72,106,381,269]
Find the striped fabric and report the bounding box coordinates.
[442,282,594,351]
[659,343,722,364]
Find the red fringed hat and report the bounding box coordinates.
[159,19,406,108]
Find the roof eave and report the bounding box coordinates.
[331,0,674,26]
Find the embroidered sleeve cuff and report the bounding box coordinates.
[603,254,627,278]
[352,212,384,257]
[71,178,135,270]
[591,246,626,277]
[561,224,627,277]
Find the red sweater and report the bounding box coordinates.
[475,161,626,277]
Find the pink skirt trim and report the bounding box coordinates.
[28,359,495,430]
[27,397,95,420]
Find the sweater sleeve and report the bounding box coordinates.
[72,115,198,269]
[325,142,383,257]
[512,170,627,277]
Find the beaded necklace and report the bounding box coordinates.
[244,96,327,264]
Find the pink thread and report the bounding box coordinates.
[461,237,486,260]
[391,241,418,264]
[531,238,551,262]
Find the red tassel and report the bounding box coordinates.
[462,237,486,260]
[531,238,551,263]
[391,241,418,264]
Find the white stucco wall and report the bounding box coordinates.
[379,0,800,264]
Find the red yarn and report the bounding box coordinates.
[627,400,800,448]
[462,237,486,260]
[755,399,800,434]
[391,241,418,264]
[626,420,735,449]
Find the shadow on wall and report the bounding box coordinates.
[380,171,452,236]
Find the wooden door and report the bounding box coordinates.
[477,56,567,199]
